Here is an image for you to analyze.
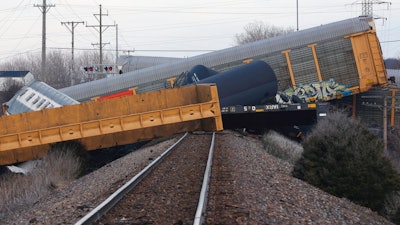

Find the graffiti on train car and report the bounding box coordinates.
[276,79,352,103]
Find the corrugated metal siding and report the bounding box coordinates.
[319,85,400,135]
[356,89,400,128]
[393,92,400,128]
[119,56,182,72]
[263,54,291,92]
[317,38,359,87]
[60,17,374,102]
[290,47,318,86]
[357,90,385,127]
[331,89,400,129]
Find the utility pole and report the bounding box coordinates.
[361,93,395,152]
[87,4,115,69]
[115,23,118,65]
[122,49,135,72]
[362,0,374,16]
[383,94,388,152]
[34,0,55,82]
[296,0,299,31]
[353,0,391,18]
[61,21,84,86]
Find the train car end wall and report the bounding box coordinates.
[346,30,388,92]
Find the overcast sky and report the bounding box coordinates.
[0,0,399,62]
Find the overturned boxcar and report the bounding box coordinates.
[59,16,386,103]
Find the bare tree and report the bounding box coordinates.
[46,51,71,89]
[385,58,400,69]
[235,21,294,45]
[0,50,115,88]
[0,54,40,77]
[0,53,41,81]
[0,79,24,115]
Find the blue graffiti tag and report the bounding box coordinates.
[276,79,353,103]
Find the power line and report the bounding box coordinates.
[381,39,400,43]
[48,47,216,52]
[352,0,392,18]
[86,4,115,67]
[60,0,98,42]
[9,15,41,56]
[61,21,84,85]
[0,0,26,38]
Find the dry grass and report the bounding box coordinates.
[261,130,304,164]
[0,141,87,219]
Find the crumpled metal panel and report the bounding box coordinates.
[59,16,374,102]
[5,80,78,114]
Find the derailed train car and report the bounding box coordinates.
[58,16,387,103]
[3,80,79,115]
[177,61,328,131]
[5,16,387,113]
[177,60,278,107]
[0,84,223,165]
[0,16,389,166]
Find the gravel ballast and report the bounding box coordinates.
[1,130,394,224]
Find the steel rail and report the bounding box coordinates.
[74,132,189,225]
[194,132,215,225]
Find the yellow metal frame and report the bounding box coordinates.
[0,103,219,151]
[391,89,397,126]
[167,77,177,88]
[308,44,323,82]
[282,45,323,89]
[0,84,223,165]
[242,59,253,64]
[346,30,387,92]
[352,94,357,119]
[282,50,296,88]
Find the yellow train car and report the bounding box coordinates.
[277,29,387,102]
[0,84,222,165]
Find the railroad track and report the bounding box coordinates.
[75,132,216,225]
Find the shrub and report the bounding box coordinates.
[262,130,303,164]
[292,112,400,214]
[0,141,87,219]
[44,141,88,183]
[383,191,400,224]
[387,126,400,172]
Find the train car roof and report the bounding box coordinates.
[59,16,375,102]
[5,80,78,114]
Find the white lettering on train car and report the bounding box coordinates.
[265,105,279,110]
